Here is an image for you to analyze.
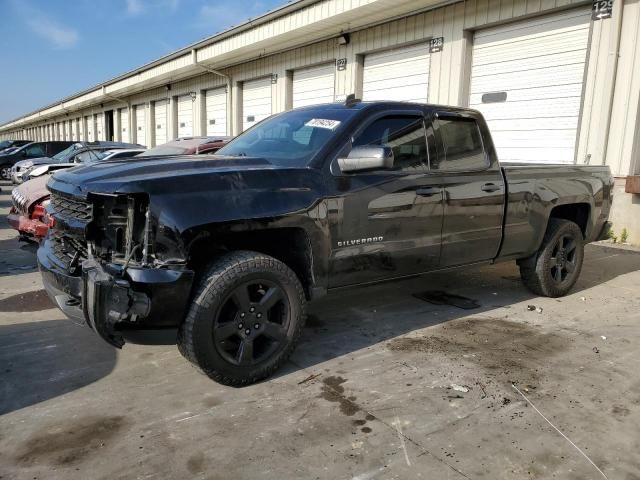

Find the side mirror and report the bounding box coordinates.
[338,146,394,173]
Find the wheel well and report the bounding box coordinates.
[549,203,590,236]
[187,228,315,299]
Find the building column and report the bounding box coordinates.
[147,101,155,147]
[231,81,242,136]
[169,96,178,141]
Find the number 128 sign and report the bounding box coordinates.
[592,0,613,20]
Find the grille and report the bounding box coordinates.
[11,189,28,214]
[51,193,93,222]
[51,234,88,271]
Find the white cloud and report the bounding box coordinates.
[11,0,78,49]
[126,0,145,15]
[126,0,179,16]
[26,17,79,48]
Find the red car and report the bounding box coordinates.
[136,136,231,157]
[7,136,231,242]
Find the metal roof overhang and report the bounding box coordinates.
[1,0,451,131]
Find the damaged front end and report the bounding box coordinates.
[38,188,194,348]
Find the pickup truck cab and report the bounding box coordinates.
[38,101,613,385]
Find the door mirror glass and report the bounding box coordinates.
[338,146,394,173]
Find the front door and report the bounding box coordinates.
[328,111,444,287]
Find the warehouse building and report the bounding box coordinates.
[1,0,639,242]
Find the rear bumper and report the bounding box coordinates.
[7,209,49,239]
[37,239,194,347]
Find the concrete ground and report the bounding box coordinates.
[1,179,639,480]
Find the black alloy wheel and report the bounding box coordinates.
[213,279,290,366]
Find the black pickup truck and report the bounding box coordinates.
[38,101,613,385]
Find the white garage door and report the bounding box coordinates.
[242,77,272,132]
[177,95,193,137]
[469,8,591,164]
[96,113,105,141]
[135,105,146,144]
[293,63,335,108]
[86,116,94,141]
[120,108,130,143]
[362,43,430,103]
[205,88,227,136]
[154,99,169,145]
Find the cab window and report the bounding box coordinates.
[433,116,487,171]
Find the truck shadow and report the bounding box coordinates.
[0,319,117,415]
[282,243,640,377]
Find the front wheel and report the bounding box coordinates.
[519,219,585,297]
[178,251,306,386]
[0,166,10,180]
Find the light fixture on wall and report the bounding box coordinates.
[189,91,197,101]
[338,33,350,46]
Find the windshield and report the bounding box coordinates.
[52,143,83,161]
[217,107,356,166]
[0,141,10,150]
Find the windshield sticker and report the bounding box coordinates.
[305,118,341,130]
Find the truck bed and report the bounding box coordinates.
[498,163,613,260]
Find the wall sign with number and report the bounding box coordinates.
[592,0,613,19]
[430,37,444,53]
[336,58,347,71]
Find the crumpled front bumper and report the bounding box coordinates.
[37,239,195,348]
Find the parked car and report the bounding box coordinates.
[12,141,145,184]
[0,139,31,154]
[137,136,231,157]
[8,148,145,241]
[38,101,613,386]
[7,175,52,241]
[21,147,146,182]
[0,141,74,180]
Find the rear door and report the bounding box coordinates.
[432,110,504,267]
[328,109,443,287]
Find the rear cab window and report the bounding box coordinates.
[432,115,487,171]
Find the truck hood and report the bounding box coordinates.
[47,154,324,234]
[47,155,318,197]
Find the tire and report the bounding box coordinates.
[178,250,307,386]
[0,166,10,180]
[519,218,584,297]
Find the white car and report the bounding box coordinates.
[23,148,146,181]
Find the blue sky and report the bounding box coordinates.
[0,0,285,124]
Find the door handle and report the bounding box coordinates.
[416,187,440,197]
[481,183,501,193]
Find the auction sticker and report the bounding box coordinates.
[305,119,341,130]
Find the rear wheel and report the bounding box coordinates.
[178,251,306,386]
[519,219,584,297]
[0,166,10,180]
